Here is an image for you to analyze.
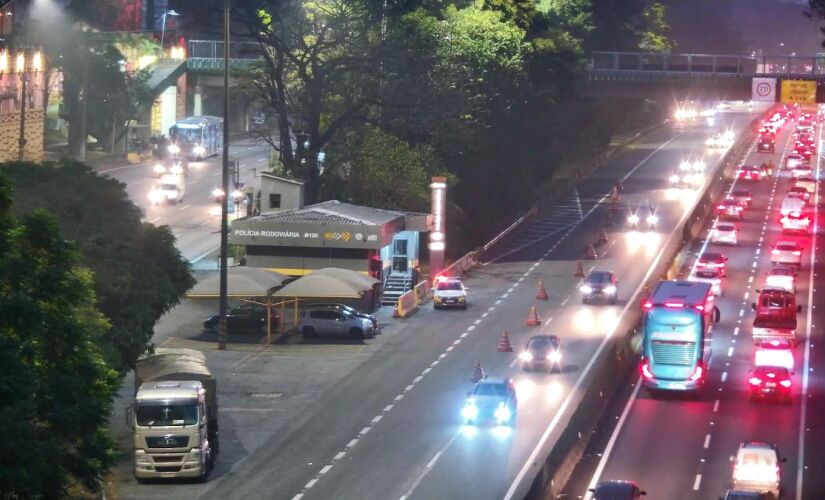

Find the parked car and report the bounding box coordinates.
[589,480,647,500]
[299,308,375,339]
[433,277,468,309]
[203,303,279,334]
[304,303,379,332]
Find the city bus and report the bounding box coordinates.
[168,115,223,160]
[640,281,719,394]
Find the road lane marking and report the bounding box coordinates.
[413,376,423,383]
[509,357,519,368]
[346,438,358,447]
[495,299,502,305]
[292,494,303,500]
[333,451,346,461]
[319,465,332,475]
[713,400,720,412]
[796,122,821,500]
[704,434,711,449]
[179,204,191,210]
[468,326,475,331]
[693,474,702,491]
[561,297,569,306]
[453,339,461,345]
[721,371,728,382]
[422,368,431,375]
[727,347,734,357]
[481,312,489,318]
[384,405,393,412]
[405,385,413,392]
[371,415,382,424]
[149,216,161,223]
[474,319,482,325]
[395,394,404,401]
[359,427,370,436]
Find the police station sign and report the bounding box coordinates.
[230,220,386,249]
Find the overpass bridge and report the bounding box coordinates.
[587,51,825,101]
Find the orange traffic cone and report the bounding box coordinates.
[526,305,541,326]
[584,243,598,260]
[471,359,485,383]
[575,261,585,278]
[393,305,401,318]
[596,229,608,245]
[536,280,549,300]
[497,331,514,352]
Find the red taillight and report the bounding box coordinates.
[695,305,705,311]
[641,360,654,379]
[749,376,762,386]
[735,206,743,211]
[717,205,726,210]
[793,251,802,256]
[643,302,653,309]
[780,379,792,388]
[772,249,780,255]
[689,364,704,382]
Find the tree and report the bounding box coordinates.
[239,0,381,203]
[0,172,119,498]
[323,127,440,211]
[1,161,195,372]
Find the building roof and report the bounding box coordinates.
[273,273,368,299]
[186,266,290,298]
[257,200,405,227]
[261,172,305,186]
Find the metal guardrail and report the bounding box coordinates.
[187,58,259,71]
[591,51,825,79]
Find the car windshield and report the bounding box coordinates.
[473,383,508,398]
[696,270,719,279]
[717,224,734,231]
[701,253,723,262]
[136,403,198,426]
[776,244,796,251]
[771,268,793,276]
[437,281,463,291]
[528,337,558,351]
[587,272,612,284]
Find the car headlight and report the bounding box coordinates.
[679,161,691,171]
[494,403,512,423]
[646,215,658,224]
[153,163,166,173]
[603,285,617,295]
[462,402,478,420]
[580,285,593,294]
[171,165,183,174]
[547,350,561,363]
[519,351,534,362]
[458,295,466,302]
[434,296,442,303]
[148,191,162,203]
[669,174,680,183]
[628,214,639,224]
[193,145,205,155]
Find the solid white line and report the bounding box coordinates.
[693,474,702,491]
[426,450,443,469]
[704,434,711,449]
[509,357,519,368]
[583,380,643,499]
[319,465,332,475]
[190,245,220,264]
[796,123,821,500]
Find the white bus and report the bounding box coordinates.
[169,115,223,160]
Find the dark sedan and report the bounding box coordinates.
[203,303,279,334]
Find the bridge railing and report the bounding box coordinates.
[187,40,262,72]
[591,51,825,78]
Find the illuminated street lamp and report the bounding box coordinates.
[429,176,447,278]
[159,9,180,55]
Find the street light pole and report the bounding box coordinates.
[218,0,230,350]
[159,9,179,56]
[18,62,26,161]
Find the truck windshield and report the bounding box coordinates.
[136,403,198,426]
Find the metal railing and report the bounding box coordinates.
[188,40,261,60]
[590,51,825,79]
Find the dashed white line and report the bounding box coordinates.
[713,399,720,412]
[384,404,394,412]
[704,434,711,449]
[149,216,162,223]
[453,339,461,345]
[445,346,453,352]
[721,371,728,382]
[359,427,371,436]
[371,415,382,424]
[468,326,476,332]
[413,376,423,383]
[507,287,515,293]
[733,327,740,336]
[291,494,303,500]
[748,276,754,283]
[502,293,509,299]
[394,394,404,402]
[482,312,489,318]
[474,319,482,325]
[405,385,414,392]
[727,347,734,357]
[561,297,569,306]
[739,309,745,317]
[347,438,358,448]
[319,464,333,475]
[439,353,447,359]
[495,299,503,305]
[422,368,431,375]
[744,292,749,300]
[693,474,702,491]
[487,306,495,312]
[460,332,469,338]
[306,478,318,489]
[334,451,346,460]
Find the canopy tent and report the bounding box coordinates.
[311,268,379,291]
[273,273,366,299]
[186,267,291,298]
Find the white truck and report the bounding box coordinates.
[128,348,218,481]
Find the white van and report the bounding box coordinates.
[149,174,185,205]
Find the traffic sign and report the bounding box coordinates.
[752,77,776,102]
[780,80,816,104]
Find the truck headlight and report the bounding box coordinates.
[184,449,202,464]
[669,174,679,183]
[135,452,152,464]
[494,403,511,423]
[148,191,162,203]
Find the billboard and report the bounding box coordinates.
[780,80,816,104]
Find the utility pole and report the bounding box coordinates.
[218,0,230,350]
[18,68,27,161]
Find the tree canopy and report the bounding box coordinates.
[0,172,118,498]
[1,161,195,372]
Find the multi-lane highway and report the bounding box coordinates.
[562,110,825,499]
[133,104,767,500]
[101,139,271,265]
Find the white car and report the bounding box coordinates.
[794,176,816,196]
[791,162,813,179]
[433,277,468,309]
[148,174,185,205]
[711,222,738,245]
[732,442,783,497]
[689,268,723,296]
[765,265,796,294]
[770,241,803,266]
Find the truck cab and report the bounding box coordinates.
[130,348,218,481]
[751,289,802,346]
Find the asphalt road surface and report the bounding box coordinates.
[563,110,825,500]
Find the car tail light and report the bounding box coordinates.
[641,360,654,379]
[780,379,792,388]
[643,301,653,309]
[736,206,743,211]
[717,205,726,210]
[695,305,705,311]
[772,249,780,255]
[689,364,704,382]
[749,376,762,386]
[793,251,802,256]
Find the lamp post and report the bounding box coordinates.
[159,9,179,56]
[218,0,230,350]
